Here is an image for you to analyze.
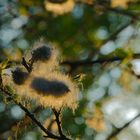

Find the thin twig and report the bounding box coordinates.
[62,53,140,67]
[47,119,55,131]
[77,1,138,61]
[0,106,42,134]
[0,87,65,139]
[106,113,140,140]
[21,57,31,73]
[86,21,132,60]
[52,108,70,140]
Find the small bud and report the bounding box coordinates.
[31,77,70,96]
[12,68,29,85]
[31,45,52,62]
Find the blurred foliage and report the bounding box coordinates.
[0,0,140,140]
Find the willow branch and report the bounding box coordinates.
[62,53,140,68]
[76,0,138,61]
[106,113,140,140]
[0,106,42,134]
[87,20,132,60]
[0,87,64,139]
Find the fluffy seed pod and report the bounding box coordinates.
[26,40,59,74]
[45,0,75,15]
[13,71,79,111]
[2,41,79,111]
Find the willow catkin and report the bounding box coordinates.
[2,41,79,111]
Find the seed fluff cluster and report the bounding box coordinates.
[44,0,75,15]
[2,40,79,110]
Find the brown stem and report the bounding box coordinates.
[52,108,70,140]
[21,57,31,73]
[0,87,64,139]
[62,53,140,67]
